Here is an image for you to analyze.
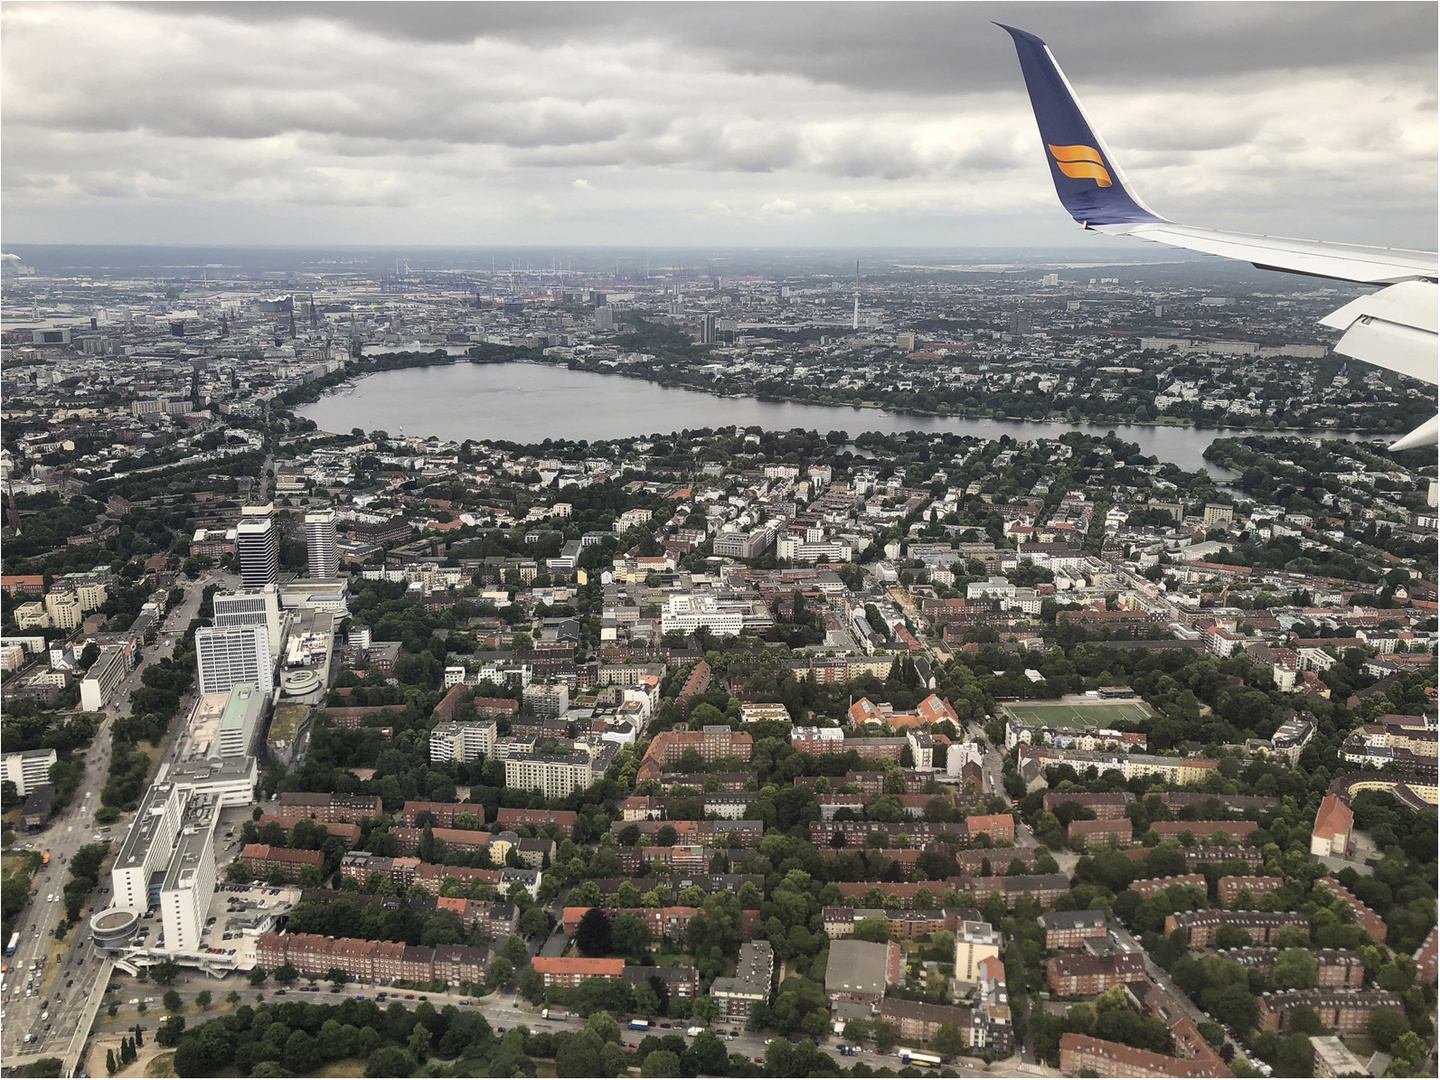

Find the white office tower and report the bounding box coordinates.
[236,503,279,589]
[159,798,219,953]
[195,625,273,695]
[305,509,339,578]
[111,782,186,912]
[217,683,264,758]
[213,585,283,661]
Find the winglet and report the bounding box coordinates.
[997,24,1168,228]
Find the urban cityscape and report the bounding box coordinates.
[0,3,1436,1080]
[0,242,1434,1080]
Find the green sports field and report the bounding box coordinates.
[1002,700,1153,728]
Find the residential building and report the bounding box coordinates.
[1046,951,1147,996]
[212,586,283,661]
[504,750,593,800]
[523,681,569,719]
[238,843,325,880]
[1257,989,1404,1033]
[1217,876,1284,907]
[1,748,57,798]
[1315,877,1388,943]
[1311,1035,1368,1079]
[532,956,624,989]
[306,509,340,578]
[1039,909,1108,950]
[953,920,1003,982]
[711,941,773,1023]
[277,792,383,824]
[80,644,129,711]
[1164,910,1310,948]
[1059,1034,1228,1079]
[429,720,498,764]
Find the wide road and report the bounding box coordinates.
[2,572,224,1071]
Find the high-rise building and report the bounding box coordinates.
[217,683,265,758]
[236,503,279,589]
[305,510,339,578]
[195,625,273,695]
[213,586,283,661]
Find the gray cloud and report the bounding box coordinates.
[2,2,1434,247]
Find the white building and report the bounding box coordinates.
[80,645,130,711]
[195,625,274,695]
[504,751,593,800]
[212,586,283,662]
[429,720,498,764]
[305,509,339,578]
[2,748,58,797]
[217,683,265,758]
[661,594,745,636]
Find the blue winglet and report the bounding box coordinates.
[997,24,1167,227]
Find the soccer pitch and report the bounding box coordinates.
[1002,700,1153,728]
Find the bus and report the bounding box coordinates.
[899,1051,942,1067]
[5,932,18,957]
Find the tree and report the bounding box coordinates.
[1367,1007,1410,1051]
[691,995,718,1026]
[931,1022,967,1060]
[575,906,613,957]
[555,1031,605,1076]
[504,933,530,965]
[248,966,268,987]
[872,1020,899,1053]
[273,962,299,986]
[162,989,183,1013]
[151,958,181,986]
[518,963,544,1004]
[106,1048,117,1076]
[1271,949,1318,990]
[155,1015,186,1047]
[642,1049,681,1077]
[195,990,212,1011]
[586,1010,621,1045]
[225,990,241,1006]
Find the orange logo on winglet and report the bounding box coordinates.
[1048,143,1112,187]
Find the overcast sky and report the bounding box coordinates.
[3,2,1435,249]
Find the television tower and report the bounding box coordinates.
[852,260,860,330]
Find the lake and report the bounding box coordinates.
[300,361,1261,474]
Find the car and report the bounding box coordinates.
[497,1027,506,1034]
[418,995,427,1001]
[459,999,470,1005]
[755,1058,765,1065]
[627,1042,637,1049]
[405,993,415,999]
[275,989,287,996]
[659,1022,670,1028]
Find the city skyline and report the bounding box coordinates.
[2,2,1435,249]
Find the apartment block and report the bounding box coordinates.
[532,956,624,989]
[80,645,129,711]
[1130,874,1207,899]
[1164,909,1310,948]
[238,843,325,880]
[711,941,773,1023]
[1217,876,1284,907]
[2,748,57,798]
[1257,989,1404,1034]
[276,792,383,824]
[1046,951,1147,997]
[1067,818,1133,845]
[429,719,498,764]
[1315,877,1388,943]
[1038,909,1108,950]
[1059,1034,1229,1079]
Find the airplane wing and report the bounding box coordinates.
[998,24,1438,451]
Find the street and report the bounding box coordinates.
[2,573,225,1072]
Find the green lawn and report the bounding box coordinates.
[1001,701,1153,728]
